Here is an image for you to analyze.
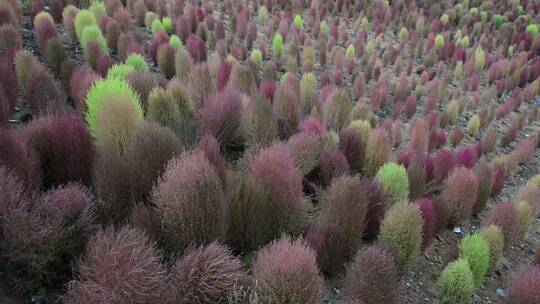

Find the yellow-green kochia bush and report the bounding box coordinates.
[436,259,475,304]
[378,202,423,270]
[74,9,97,41]
[251,48,263,69]
[294,14,303,30]
[480,225,504,269]
[467,114,480,136]
[85,77,143,136]
[272,33,283,58]
[514,201,533,239]
[376,162,409,204]
[459,233,490,287]
[106,64,134,80]
[80,25,108,55]
[125,53,149,73]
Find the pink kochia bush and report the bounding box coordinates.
[441,167,478,225]
[252,235,325,304]
[23,115,95,190]
[246,143,305,242]
[152,150,226,251]
[169,242,247,303]
[320,175,367,266]
[507,265,540,304]
[186,33,207,62]
[62,226,167,303]
[342,245,400,304]
[198,89,242,146]
[69,65,100,113]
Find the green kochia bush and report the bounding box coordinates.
[378,202,423,270]
[85,77,143,137]
[125,53,149,72]
[74,9,97,41]
[436,259,475,304]
[480,225,504,269]
[459,234,490,287]
[272,33,283,58]
[376,162,409,205]
[81,25,108,62]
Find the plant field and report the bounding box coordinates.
[1,0,540,303]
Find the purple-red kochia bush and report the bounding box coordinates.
[34,16,58,52]
[169,242,247,303]
[216,60,232,92]
[126,71,156,110]
[342,245,400,304]
[319,149,349,185]
[361,178,387,241]
[485,202,521,249]
[198,89,242,146]
[62,226,168,304]
[300,116,325,137]
[260,80,276,102]
[441,167,479,225]
[0,128,36,186]
[0,49,18,107]
[339,127,364,172]
[26,68,67,117]
[415,198,436,249]
[432,149,455,184]
[148,31,169,63]
[69,65,100,113]
[490,163,506,197]
[197,135,226,190]
[507,265,540,304]
[186,33,207,63]
[252,235,325,304]
[456,147,477,169]
[96,55,114,78]
[302,224,347,276]
[23,115,95,189]
[409,119,429,153]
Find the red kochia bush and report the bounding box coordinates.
[170,242,247,303]
[321,175,367,264]
[147,31,169,63]
[507,265,540,304]
[152,150,226,251]
[247,144,304,239]
[339,127,364,172]
[216,60,232,91]
[485,202,521,249]
[0,128,36,187]
[253,235,325,304]
[415,198,436,248]
[26,67,67,117]
[198,89,242,146]
[62,226,167,304]
[197,135,226,189]
[319,149,349,185]
[23,116,95,190]
[490,163,506,197]
[34,16,58,52]
[302,224,347,276]
[186,33,207,63]
[342,245,400,304]
[69,65,100,113]
[456,147,476,169]
[362,178,387,241]
[441,167,478,225]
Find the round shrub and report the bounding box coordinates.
[125,53,149,73]
[473,161,494,215]
[507,265,540,304]
[286,132,321,176]
[272,33,283,58]
[319,149,349,184]
[364,128,391,176]
[436,259,475,304]
[74,9,97,40]
[514,201,533,239]
[252,235,325,304]
[106,63,134,80]
[147,87,181,130]
[81,25,107,55]
[62,226,167,303]
[85,77,143,137]
[198,89,242,146]
[301,224,346,276]
[362,178,387,241]
[338,127,364,173]
[246,143,305,242]
[152,150,225,251]
[441,167,478,225]
[320,175,367,264]
[170,242,247,303]
[323,88,353,131]
[459,233,490,287]
[126,122,182,202]
[415,198,436,249]
[485,202,521,249]
[378,202,423,270]
[342,245,400,304]
[0,128,36,187]
[23,115,95,189]
[376,162,409,205]
[480,225,504,269]
[157,43,176,79]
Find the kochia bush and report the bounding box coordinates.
[459,234,490,287]
[436,259,475,304]
[441,167,478,225]
[376,162,409,205]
